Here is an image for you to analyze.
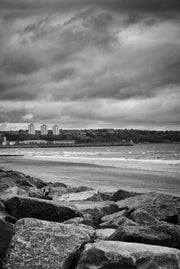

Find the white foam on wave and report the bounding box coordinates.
[24,154,180,174]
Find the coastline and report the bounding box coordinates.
[0,155,180,196]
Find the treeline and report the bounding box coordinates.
[2,129,180,144]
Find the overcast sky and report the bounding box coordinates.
[0,0,180,131]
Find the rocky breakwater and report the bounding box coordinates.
[0,167,180,268]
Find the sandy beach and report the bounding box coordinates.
[0,155,179,196]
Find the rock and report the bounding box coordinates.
[116,192,180,224]
[111,189,139,202]
[0,186,27,201]
[0,201,17,224]
[99,192,113,201]
[67,185,94,193]
[0,178,17,193]
[0,171,7,178]
[96,229,116,240]
[63,214,99,228]
[109,221,180,249]
[48,182,67,188]
[63,217,86,225]
[0,219,14,257]
[72,201,120,224]
[74,201,119,216]
[129,208,159,225]
[5,196,80,222]
[101,208,128,223]
[44,186,68,199]
[100,216,137,229]
[17,180,34,188]
[5,218,95,269]
[75,241,180,269]
[4,215,17,225]
[59,190,103,202]
[6,170,26,181]
[25,176,47,189]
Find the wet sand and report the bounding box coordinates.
[0,156,180,196]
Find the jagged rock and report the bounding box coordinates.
[111,189,139,202]
[67,185,94,193]
[129,208,159,225]
[63,214,99,228]
[17,180,34,187]
[6,170,26,181]
[75,241,180,269]
[109,221,180,249]
[25,176,47,189]
[101,208,128,223]
[0,202,12,221]
[44,186,68,199]
[48,182,67,188]
[0,186,27,201]
[59,190,103,202]
[100,216,137,229]
[5,196,80,222]
[5,218,95,269]
[72,201,120,224]
[96,229,116,240]
[0,219,13,257]
[99,192,113,201]
[116,192,180,224]
[0,178,17,193]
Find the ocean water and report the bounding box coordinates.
[0,143,180,172]
[0,143,180,160]
[0,143,180,195]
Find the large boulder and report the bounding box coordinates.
[75,241,180,269]
[109,221,180,249]
[0,219,14,257]
[4,218,95,269]
[5,196,80,222]
[116,192,180,224]
[59,190,103,202]
[111,189,139,202]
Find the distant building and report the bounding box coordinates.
[19,140,47,145]
[2,136,7,146]
[52,140,75,145]
[28,124,35,135]
[52,125,59,136]
[41,124,48,135]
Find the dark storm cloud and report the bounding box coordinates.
[1,52,41,75]
[0,0,180,13]
[52,67,75,82]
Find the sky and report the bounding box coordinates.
[0,0,180,131]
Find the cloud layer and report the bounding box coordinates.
[0,0,180,130]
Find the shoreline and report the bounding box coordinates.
[0,155,180,197]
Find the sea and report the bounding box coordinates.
[0,143,180,161]
[0,143,180,195]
